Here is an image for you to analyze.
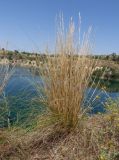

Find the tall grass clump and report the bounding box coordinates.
[38,16,97,129]
[0,65,10,95]
[0,53,15,128]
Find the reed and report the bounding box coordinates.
[0,50,15,128]
[38,16,97,128]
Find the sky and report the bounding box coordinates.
[0,0,119,54]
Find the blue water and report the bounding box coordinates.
[0,67,119,127]
[0,67,44,127]
[84,88,119,114]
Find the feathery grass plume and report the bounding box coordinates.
[0,49,15,128]
[38,15,98,129]
[0,52,14,95]
[0,66,13,95]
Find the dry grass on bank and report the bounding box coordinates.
[36,16,98,129]
[0,63,13,95]
[0,112,119,160]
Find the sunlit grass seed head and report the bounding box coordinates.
[38,15,97,129]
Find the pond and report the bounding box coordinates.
[0,67,44,127]
[0,67,119,127]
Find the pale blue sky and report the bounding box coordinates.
[0,0,119,54]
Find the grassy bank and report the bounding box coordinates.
[0,108,119,160]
